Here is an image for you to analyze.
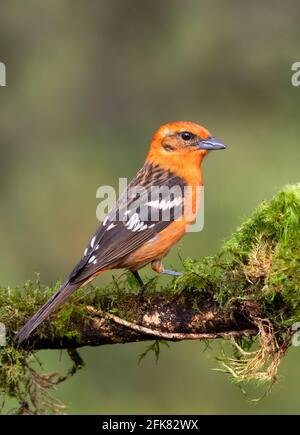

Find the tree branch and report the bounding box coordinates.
[22,295,258,350]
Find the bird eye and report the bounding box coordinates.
[180,131,194,141]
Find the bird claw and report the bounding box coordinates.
[138,285,147,296]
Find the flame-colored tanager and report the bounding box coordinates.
[17,121,226,343]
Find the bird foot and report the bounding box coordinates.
[161,269,183,277]
[138,285,148,296]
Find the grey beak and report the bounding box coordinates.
[197,137,226,150]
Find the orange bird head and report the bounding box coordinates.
[146,121,226,182]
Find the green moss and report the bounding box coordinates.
[138,340,170,365]
[175,184,300,391]
[0,184,299,412]
[177,183,300,326]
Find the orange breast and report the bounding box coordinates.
[121,180,203,271]
[122,219,187,271]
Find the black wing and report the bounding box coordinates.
[69,162,186,284]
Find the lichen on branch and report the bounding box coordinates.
[0,183,299,413]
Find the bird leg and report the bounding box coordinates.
[131,271,147,294]
[151,259,182,277]
[132,260,182,295]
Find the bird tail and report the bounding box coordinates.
[16,281,80,344]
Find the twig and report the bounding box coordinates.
[88,306,258,341]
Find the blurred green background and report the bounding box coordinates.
[1,0,300,414]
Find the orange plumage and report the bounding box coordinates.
[17,121,226,343]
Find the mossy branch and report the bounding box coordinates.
[17,298,258,350]
[0,183,299,413]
